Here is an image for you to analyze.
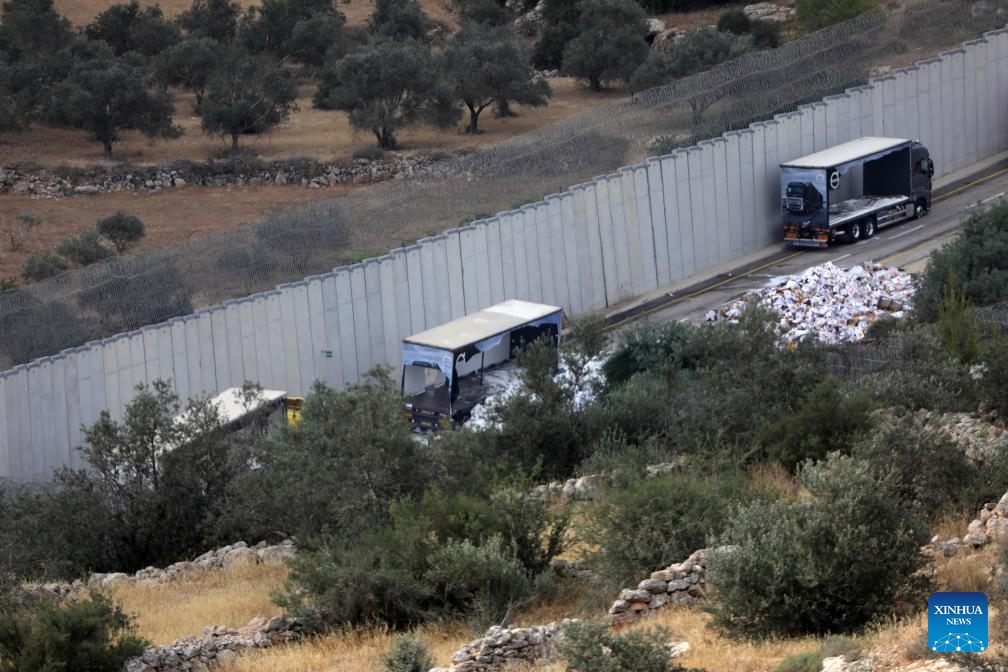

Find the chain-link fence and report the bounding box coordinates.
[826,303,1008,378]
[1,0,1006,369]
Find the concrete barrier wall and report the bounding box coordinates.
[3,30,1007,480]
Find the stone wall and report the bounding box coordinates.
[606,548,710,626]
[124,615,304,672]
[429,621,573,672]
[0,154,437,198]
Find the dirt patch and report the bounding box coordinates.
[0,185,350,280]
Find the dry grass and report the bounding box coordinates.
[109,561,289,646]
[931,543,1001,594]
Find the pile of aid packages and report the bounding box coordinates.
[706,262,916,344]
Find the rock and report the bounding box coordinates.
[667,640,690,657]
[619,589,652,603]
[987,517,1008,543]
[743,2,795,22]
[222,547,257,569]
[215,649,237,666]
[638,578,667,593]
[821,656,847,672]
[646,17,666,38]
[964,531,989,547]
[73,185,99,195]
[995,491,1008,515]
[124,660,155,672]
[608,599,629,614]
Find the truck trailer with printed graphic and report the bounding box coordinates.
[781,136,934,248]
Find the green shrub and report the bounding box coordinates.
[559,619,685,672]
[865,326,977,412]
[978,338,1008,418]
[629,25,752,92]
[425,536,534,626]
[707,453,928,637]
[749,19,781,48]
[774,637,861,672]
[533,22,578,70]
[937,268,981,364]
[716,8,750,34]
[382,635,434,672]
[915,201,1008,322]
[56,229,114,267]
[602,320,690,387]
[0,591,147,671]
[97,211,146,253]
[851,413,976,520]
[576,461,751,586]
[755,378,874,471]
[795,0,876,33]
[21,251,68,283]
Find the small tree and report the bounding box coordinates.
[85,0,180,58]
[559,620,681,672]
[561,0,649,91]
[237,0,344,61]
[440,23,550,134]
[154,37,223,112]
[369,0,428,41]
[44,46,180,160]
[200,48,298,153]
[382,636,434,672]
[0,591,147,670]
[707,453,928,637]
[21,251,68,283]
[629,25,751,93]
[315,38,453,149]
[97,212,145,253]
[56,229,114,267]
[5,211,40,252]
[795,0,876,33]
[178,0,242,42]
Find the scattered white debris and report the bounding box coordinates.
[706,262,916,345]
[467,353,608,430]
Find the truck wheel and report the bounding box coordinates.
[914,199,928,219]
[848,221,862,243]
[863,216,876,239]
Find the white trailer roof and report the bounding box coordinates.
[403,299,562,352]
[781,137,911,169]
[174,387,287,427]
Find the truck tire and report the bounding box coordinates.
[914,199,928,219]
[862,216,876,239]
[848,221,862,243]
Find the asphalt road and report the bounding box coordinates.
[608,164,1008,328]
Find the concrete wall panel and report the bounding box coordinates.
[197,310,219,396]
[391,250,412,342]
[798,105,815,156]
[305,276,328,387]
[30,359,55,479]
[274,288,300,394]
[724,132,745,257]
[941,50,966,173]
[444,230,466,320]
[517,207,537,301]
[672,150,696,278]
[334,269,358,385]
[318,274,343,389]
[645,159,670,288]
[170,318,191,403]
[237,299,257,385]
[405,245,425,333]
[899,68,920,142]
[963,40,983,166]
[592,178,619,302]
[62,350,83,463]
[50,356,70,470]
[224,301,244,387]
[0,375,8,478]
[916,60,936,152]
[210,306,231,391]
[264,291,285,391]
[483,218,505,305]
[377,256,400,366]
[498,213,518,301]
[546,196,571,310]
[473,221,494,308]
[458,226,478,314]
[606,174,633,301]
[579,182,608,310]
[533,202,557,305]
[7,368,28,479]
[708,139,731,263]
[695,144,716,270]
[251,295,273,388]
[417,237,439,329]
[352,264,377,375]
[811,102,827,152]
[632,165,659,293]
[559,192,584,315]
[618,170,645,296]
[292,282,315,390]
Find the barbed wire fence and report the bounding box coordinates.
[0,0,1006,369]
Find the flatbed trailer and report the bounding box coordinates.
[781,137,934,248]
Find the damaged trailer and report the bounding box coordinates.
[400,299,562,431]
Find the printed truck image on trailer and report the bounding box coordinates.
[400,299,562,432]
[782,136,935,248]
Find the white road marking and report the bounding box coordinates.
[966,191,1005,209]
[886,224,925,240]
[830,253,851,263]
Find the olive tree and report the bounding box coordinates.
[561,0,649,91]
